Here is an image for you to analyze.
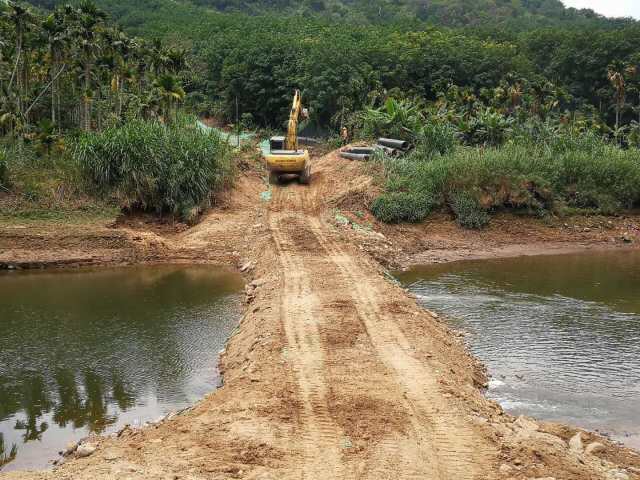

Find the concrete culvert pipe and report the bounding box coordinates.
[340,152,371,161]
[374,145,397,156]
[378,138,410,150]
[346,147,377,155]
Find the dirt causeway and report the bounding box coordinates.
[1,150,640,480]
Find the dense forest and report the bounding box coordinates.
[11,0,640,131]
[1,0,640,227]
[0,0,231,222]
[25,0,636,28]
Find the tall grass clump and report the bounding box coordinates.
[370,132,640,228]
[74,117,232,219]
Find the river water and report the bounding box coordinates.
[396,250,640,449]
[0,265,243,471]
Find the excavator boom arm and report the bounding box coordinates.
[285,89,302,151]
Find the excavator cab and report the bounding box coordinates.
[264,90,311,185]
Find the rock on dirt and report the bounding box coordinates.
[569,432,584,454]
[514,415,539,432]
[240,261,255,272]
[62,441,78,456]
[76,444,97,458]
[609,470,630,480]
[585,442,606,455]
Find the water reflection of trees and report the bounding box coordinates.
[0,433,17,469]
[1,368,136,446]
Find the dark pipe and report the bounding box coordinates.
[378,138,410,150]
[347,147,377,155]
[340,152,371,161]
[374,145,397,156]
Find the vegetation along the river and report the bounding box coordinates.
[1,0,640,227]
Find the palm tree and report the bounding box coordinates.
[109,29,137,119]
[149,38,169,76]
[42,9,68,127]
[3,2,35,122]
[153,73,185,121]
[166,47,187,74]
[73,0,106,131]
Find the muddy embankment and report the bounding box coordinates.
[1,150,639,480]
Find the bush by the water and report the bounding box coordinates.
[449,191,490,229]
[74,118,232,219]
[371,132,640,228]
[370,192,434,224]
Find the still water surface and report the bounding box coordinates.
[396,250,640,449]
[0,265,243,471]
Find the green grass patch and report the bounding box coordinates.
[370,133,640,228]
[73,116,233,220]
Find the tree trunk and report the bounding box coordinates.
[15,32,24,123]
[51,51,58,125]
[82,62,92,131]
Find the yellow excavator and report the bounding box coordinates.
[264,89,311,185]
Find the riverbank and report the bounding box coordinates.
[1,150,639,479]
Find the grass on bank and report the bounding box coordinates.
[370,131,640,228]
[1,116,233,224]
[0,141,111,224]
[74,116,233,221]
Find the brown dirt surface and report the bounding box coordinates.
[1,150,639,480]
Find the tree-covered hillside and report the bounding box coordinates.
[15,0,640,132]
[26,0,635,29]
[2,0,640,229]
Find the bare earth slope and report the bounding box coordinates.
[2,151,639,480]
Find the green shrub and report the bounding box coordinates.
[360,98,423,141]
[371,132,640,225]
[370,192,433,223]
[449,191,490,229]
[415,121,458,157]
[73,117,232,218]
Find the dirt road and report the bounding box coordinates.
[267,174,496,478]
[2,152,640,480]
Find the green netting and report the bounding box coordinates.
[196,121,254,147]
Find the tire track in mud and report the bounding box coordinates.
[268,194,493,478]
[305,215,493,480]
[269,213,344,480]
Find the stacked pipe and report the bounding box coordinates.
[377,138,411,151]
[339,138,412,161]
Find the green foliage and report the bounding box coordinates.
[361,98,424,141]
[415,121,458,157]
[78,0,632,29]
[0,0,187,137]
[370,192,434,224]
[449,191,490,229]
[73,117,232,218]
[463,108,514,146]
[371,131,640,227]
